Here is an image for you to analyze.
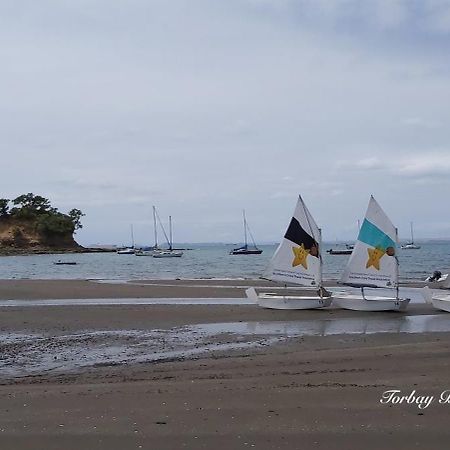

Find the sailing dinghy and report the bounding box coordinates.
[245,195,332,310]
[422,287,450,313]
[333,196,410,311]
[423,270,450,312]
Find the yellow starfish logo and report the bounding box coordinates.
[292,244,310,269]
[366,247,385,270]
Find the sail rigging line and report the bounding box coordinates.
[243,210,248,248]
[169,216,172,250]
[130,224,135,249]
[245,221,259,248]
[317,228,323,289]
[155,208,171,247]
[152,206,158,248]
[168,216,174,251]
[395,227,400,299]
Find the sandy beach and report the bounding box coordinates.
[1,279,449,449]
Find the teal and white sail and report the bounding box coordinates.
[264,196,322,287]
[341,196,398,288]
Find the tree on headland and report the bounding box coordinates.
[36,213,77,236]
[0,194,85,251]
[68,208,85,230]
[10,193,54,218]
[0,198,9,217]
[0,193,84,235]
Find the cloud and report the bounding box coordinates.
[341,151,450,179]
[397,153,450,177]
[401,117,441,128]
[1,1,450,242]
[354,157,385,170]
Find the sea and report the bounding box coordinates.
[1,242,449,282]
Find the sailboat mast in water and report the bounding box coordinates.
[243,210,248,248]
[152,206,158,249]
[169,216,173,251]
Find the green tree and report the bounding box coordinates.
[36,213,75,236]
[12,193,53,214]
[68,208,85,230]
[0,198,9,217]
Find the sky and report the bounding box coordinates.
[1,0,450,245]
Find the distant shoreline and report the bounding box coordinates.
[0,247,116,256]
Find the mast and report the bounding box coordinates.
[130,224,135,248]
[243,209,247,248]
[410,222,414,244]
[155,208,170,248]
[153,206,158,248]
[247,223,259,249]
[318,228,323,289]
[169,215,173,251]
[395,227,400,299]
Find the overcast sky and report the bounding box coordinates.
[1,0,450,245]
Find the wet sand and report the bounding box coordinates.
[0,279,449,449]
[0,278,427,300]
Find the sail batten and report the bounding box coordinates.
[265,196,322,287]
[340,196,398,289]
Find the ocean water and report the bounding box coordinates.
[0,242,449,281]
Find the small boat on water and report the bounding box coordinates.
[327,244,354,255]
[245,195,332,310]
[231,246,263,255]
[135,248,156,256]
[153,249,183,258]
[333,196,410,312]
[401,222,421,249]
[230,210,262,255]
[117,225,135,254]
[53,261,77,265]
[117,247,135,255]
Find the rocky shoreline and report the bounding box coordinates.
[0,246,115,256]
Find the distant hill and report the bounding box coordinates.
[0,193,84,255]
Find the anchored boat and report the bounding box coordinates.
[230,210,262,255]
[401,222,421,249]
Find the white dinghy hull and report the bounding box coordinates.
[431,297,450,313]
[422,287,450,313]
[333,294,409,312]
[246,288,332,310]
